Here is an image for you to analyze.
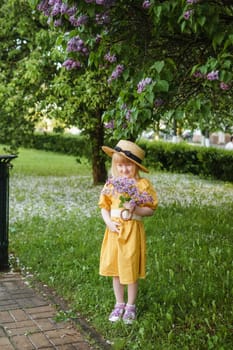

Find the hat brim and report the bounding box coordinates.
[102,146,149,173]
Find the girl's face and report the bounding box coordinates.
[113,153,137,178]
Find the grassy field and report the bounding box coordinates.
[6,147,233,350]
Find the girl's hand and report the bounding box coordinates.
[123,201,136,213]
[107,220,121,234]
[101,208,121,234]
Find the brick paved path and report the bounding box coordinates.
[0,272,107,350]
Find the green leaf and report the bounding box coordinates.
[156,80,169,92]
[145,91,155,104]
[197,16,206,27]
[212,32,225,50]
[152,61,165,74]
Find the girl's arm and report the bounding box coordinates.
[134,206,154,217]
[101,208,120,234]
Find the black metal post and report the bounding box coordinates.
[0,155,17,271]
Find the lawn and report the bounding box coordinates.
[7,148,233,350]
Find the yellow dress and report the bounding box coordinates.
[98,178,158,284]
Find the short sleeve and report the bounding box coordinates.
[98,184,112,211]
[138,178,158,210]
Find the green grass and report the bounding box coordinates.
[6,148,233,350]
[3,147,91,176]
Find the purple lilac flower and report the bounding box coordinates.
[38,5,50,16]
[96,0,105,4]
[104,120,114,129]
[137,77,152,93]
[187,0,198,3]
[125,109,132,121]
[66,6,77,16]
[207,70,219,81]
[85,0,95,3]
[51,3,61,16]
[220,82,230,90]
[193,71,204,78]
[104,52,117,63]
[108,64,124,83]
[184,9,193,20]
[48,0,57,5]
[60,3,69,14]
[142,1,151,9]
[67,36,88,55]
[62,59,81,70]
[37,0,49,12]
[95,12,110,24]
[69,14,88,27]
[103,177,153,208]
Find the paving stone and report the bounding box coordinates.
[0,336,15,350]
[11,334,35,350]
[28,332,54,348]
[45,328,84,345]
[0,327,6,336]
[0,272,108,350]
[34,317,61,331]
[9,309,30,322]
[0,311,15,323]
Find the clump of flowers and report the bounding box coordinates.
[104,120,114,129]
[206,70,219,81]
[107,64,124,84]
[184,9,193,20]
[220,82,230,90]
[103,177,153,209]
[62,59,81,70]
[95,12,110,24]
[121,103,132,122]
[69,14,89,27]
[137,77,152,93]
[104,52,117,63]
[142,1,151,9]
[193,69,223,83]
[67,36,89,55]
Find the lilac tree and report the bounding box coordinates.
[33,0,233,140]
[0,0,59,151]
[27,0,233,184]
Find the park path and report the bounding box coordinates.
[0,271,109,350]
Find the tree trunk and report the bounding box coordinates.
[90,114,107,185]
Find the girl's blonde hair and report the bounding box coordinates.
[110,153,140,178]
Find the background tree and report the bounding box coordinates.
[0,0,59,151]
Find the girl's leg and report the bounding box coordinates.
[113,276,125,303]
[123,281,138,324]
[127,281,138,305]
[108,277,125,322]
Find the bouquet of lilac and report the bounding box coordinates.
[103,177,153,220]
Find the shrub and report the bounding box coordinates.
[140,140,233,182]
[22,132,92,159]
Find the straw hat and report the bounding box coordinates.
[102,140,149,173]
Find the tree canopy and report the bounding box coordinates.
[33,0,233,139]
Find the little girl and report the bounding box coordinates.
[98,140,158,324]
